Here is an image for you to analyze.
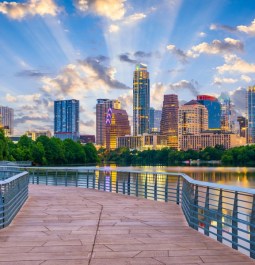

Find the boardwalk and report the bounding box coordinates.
[0,185,254,265]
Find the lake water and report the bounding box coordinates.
[102,166,255,189]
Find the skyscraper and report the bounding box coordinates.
[237,116,247,138]
[218,93,232,132]
[197,95,221,129]
[106,105,131,150]
[149,107,162,133]
[54,99,79,140]
[96,99,120,146]
[160,94,179,148]
[247,86,255,143]
[178,100,208,136]
[0,106,14,135]
[133,63,150,136]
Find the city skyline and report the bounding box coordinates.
[0,0,255,135]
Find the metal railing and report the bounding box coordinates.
[25,167,255,258]
[0,169,29,228]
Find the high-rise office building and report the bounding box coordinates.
[218,93,232,132]
[54,99,79,140]
[237,116,247,139]
[178,100,208,136]
[0,106,14,135]
[149,108,162,133]
[160,94,179,148]
[247,86,255,143]
[106,105,131,150]
[96,99,120,146]
[197,95,221,129]
[133,63,150,136]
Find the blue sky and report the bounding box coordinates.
[0,0,255,135]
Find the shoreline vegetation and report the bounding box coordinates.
[0,131,254,166]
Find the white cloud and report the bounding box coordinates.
[6,93,41,103]
[0,0,60,20]
[123,13,146,24]
[187,38,243,58]
[74,0,126,21]
[198,32,206,37]
[213,77,238,85]
[237,19,255,35]
[241,75,252,83]
[109,24,119,33]
[168,80,199,96]
[217,55,255,74]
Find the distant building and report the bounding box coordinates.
[54,99,79,141]
[133,63,150,136]
[117,134,167,151]
[96,99,120,147]
[0,106,14,135]
[80,135,95,144]
[197,95,221,129]
[25,130,52,141]
[247,86,255,143]
[178,100,208,136]
[149,107,162,133]
[237,116,247,139]
[179,131,246,151]
[218,93,233,132]
[106,106,131,150]
[160,94,179,149]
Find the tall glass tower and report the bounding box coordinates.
[248,86,255,143]
[54,99,79,141]
[133,63,150,136]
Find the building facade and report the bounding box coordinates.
[179,132,246,151]
[178,100,208,136]
[106,107,131,150]
[25,130,52,141]
[96,99,120,147]
[197,95,221,129]
[80,135,95,144]
[149,108,162,133]
[237,116,247,139]
[247,86,255,143]
[133,63,150,136]
[218,93,233,132]
[117,134,167,151]
[160,94,179,148]
[54,99,79,140]
[0,106,14,135]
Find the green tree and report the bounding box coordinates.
[84,143,99,163]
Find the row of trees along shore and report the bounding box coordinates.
[0,130,255,166]
[0,131,99,165]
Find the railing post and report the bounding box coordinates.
[46,170,48,185]
[65,171,67,187]
[75,171,78,187]
[32,170,35,184]
[204,187,210,236]
[87,171,89,188]
[55,171,58,186]
[123,180,125,195]
[0,190,4,228]
[165,175,168,202]
[136,174,138,197]
[232,191,238,250]
[176,175,180,205]
[250,194,255,258]
[104,175,106,191]
[217,189,223,243]
[116,178,119,193]
[192,185,199,230]
[145,174,148,199]
[154,174,157,201]
[93,170,95,189]
[98,174,100,190]
[128,172,131,195]
[110,172,112,192]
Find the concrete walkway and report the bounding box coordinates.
[0,185,254,265]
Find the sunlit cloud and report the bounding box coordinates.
[0,0,61,20]
[217,54,255,74]
[109,24,120,33]
[168,80,200,97]
[213,77,238,85]
[241,75,252,83]
[74,0,126,21]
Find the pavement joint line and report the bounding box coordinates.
[88,204,103,265]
